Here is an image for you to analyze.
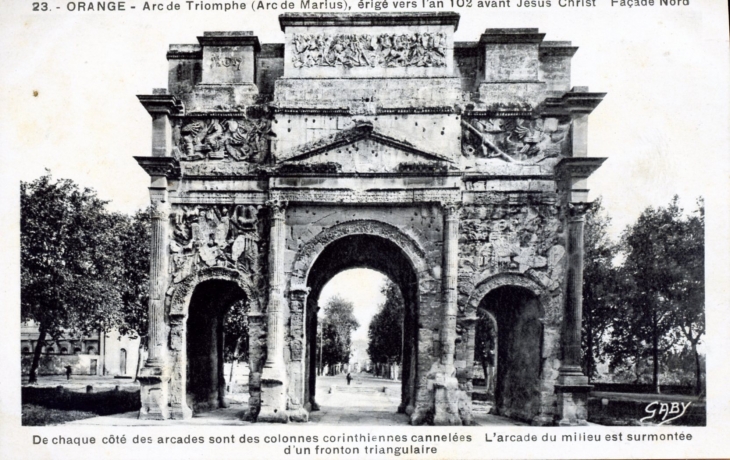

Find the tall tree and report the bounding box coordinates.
[318,295,359,372]
[615,195,704,392]
[116,208,151,380]
[581,198,621,380]
[21,173,126,383]
[223,298,250,391]
[367,282,404,371]
[669,198,705,394]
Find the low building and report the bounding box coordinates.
[21,321,142,378]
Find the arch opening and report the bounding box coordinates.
[476,285,544,422]
[303,234,419,416]
[186,279,248,414]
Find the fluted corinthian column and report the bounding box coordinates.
[560,203,591,381]
[441,203,460,367]
[555,202,592,426]
[427,202,462,426]
[146,198,169,365]
[258,199,289,423]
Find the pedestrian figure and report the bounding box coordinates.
[65,365,72,380]
[346,372,352,386]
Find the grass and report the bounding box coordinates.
[21,386,141,426]
[22,404,98,426]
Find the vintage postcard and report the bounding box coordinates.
[1,1,728,459]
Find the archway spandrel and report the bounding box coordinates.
[289,219,431,288]
[167,267,260,317]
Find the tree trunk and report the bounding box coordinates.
[134,337,147,383]
[692,341,701,395]
[228,337,242,394]
[652,312,660,394]
[585,322,593,382]
[28,326,47,384]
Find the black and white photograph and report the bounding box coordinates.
[1,1,728,459]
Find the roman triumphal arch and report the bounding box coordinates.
[134,12,606,426]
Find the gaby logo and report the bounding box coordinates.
[640,401,692,425]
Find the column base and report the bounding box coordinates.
[138,364,171,421]
[170,402,193,420]
[423,362,463,426]
[554,384,592,426]
[287,407,310,423]
[258,364,288,423]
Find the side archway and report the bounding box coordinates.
[167,267,260,318]
[165,267,260,419]
[463,273,548,423]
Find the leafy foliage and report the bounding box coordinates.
[367,282,404,366]
[223,299,249,363]
[317,295,359,371]
[474,309,496,391]
[21,173,150,382]
[604,196,705,392]
[581,198,621,380]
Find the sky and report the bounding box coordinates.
[2,1,727,350]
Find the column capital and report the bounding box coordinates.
[568,202,593,221]
[440,201,461,220]
[266,199,288,219]
[150,200,170,220]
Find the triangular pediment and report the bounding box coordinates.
[278,122,452,173]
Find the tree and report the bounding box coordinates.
[116,208,151,380]
[318,295,359,373]
[473,310,496,393]
[581,198,621,380]
[21,173,127,383]
[669,198,704,394]
[612,195,704,392]
[223,299,250,391]
[367,282,404,375]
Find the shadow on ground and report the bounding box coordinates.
[22,386,140,425]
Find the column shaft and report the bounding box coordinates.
[441,204,460,367]
[264,200,287,372]
[564,213,585,370]
[146,198,169,365]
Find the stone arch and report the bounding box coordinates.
[464,273,550,423]
[289,219,431,290]
[167,266,261,318]
[289,219,433,416]
[464,273,545,319]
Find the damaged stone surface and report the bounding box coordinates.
[134,12,605,426]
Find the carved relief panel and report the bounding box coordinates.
[291,32,448,69]
[458,193,567,293]
[168,204,266,291]
[461,117,571,163]
[172,113,273,165]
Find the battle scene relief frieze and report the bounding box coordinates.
[291,32,448,68]
[461,117,571,163]
[173,116,273,164]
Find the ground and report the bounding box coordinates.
[24,373,702,426]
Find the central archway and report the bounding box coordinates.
[291,220,432,418]
[305,234,419,416]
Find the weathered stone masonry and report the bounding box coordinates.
[134,12,605,426]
